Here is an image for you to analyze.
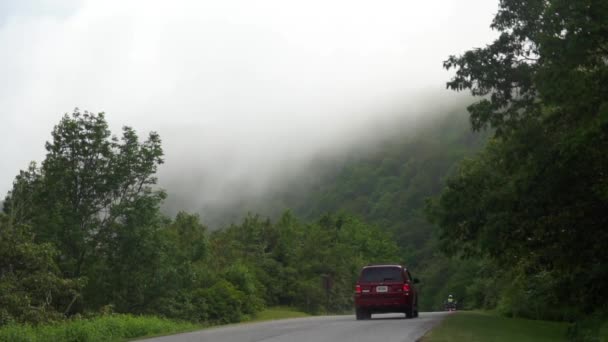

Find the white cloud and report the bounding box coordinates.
[0,0,498,213]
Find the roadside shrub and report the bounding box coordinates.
[0,315,197,342]
[223,263,265,315]
[294,278,326,314]
[567,311,608,342]
[496,267,573,321]
[0,218,85,326]
[194,280,246,324]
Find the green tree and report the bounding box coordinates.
[0,213,84,325]
[444,0,607,133]
[3,109,166,312]
[167,212,208,263]
[430,0,608,319]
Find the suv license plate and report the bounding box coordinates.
[376,286,388,293]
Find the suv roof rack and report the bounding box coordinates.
[365,263,405,268]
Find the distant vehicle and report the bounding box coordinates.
[354,264,420,320]
[444,302,457,312]
[444,294,457,312]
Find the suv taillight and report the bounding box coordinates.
[355,284,362,294]
[402,283,410,293]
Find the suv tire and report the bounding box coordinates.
[405,306,415,319]
[356,308,370,320]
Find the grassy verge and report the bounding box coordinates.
[0,307,311,342]
[0,315,200,342]
[421,311,569,342]
[248,306,311,322]
[566,312,608,341]
[129,307,310,341]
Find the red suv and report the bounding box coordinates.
[354,264,419,320]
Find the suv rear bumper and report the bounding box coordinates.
[355,295,412,311]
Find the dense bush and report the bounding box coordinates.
[194,280,246,323]
[0,314,197,342]
[208,212,400,314]
[0,214,84,325]
[567,311,608,342]
[428,0,608,339]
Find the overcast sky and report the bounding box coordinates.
[0,0,498,214]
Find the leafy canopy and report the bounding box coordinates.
[444,0,608,133]
[5,109,165,278]
[430,0,608,318]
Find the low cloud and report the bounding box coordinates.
[0,0,497,218]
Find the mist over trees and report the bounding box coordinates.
[0,110,402,324]
[1,1,606,340]
[2,104,488,329]
[264,110,490,310]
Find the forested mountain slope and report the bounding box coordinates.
[220,109,490,310]
[290,110,487,267]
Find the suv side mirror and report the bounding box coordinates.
[413,278,420,284]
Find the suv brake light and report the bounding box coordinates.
[355,284,362,294]
[402,283,410,293]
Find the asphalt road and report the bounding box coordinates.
[139,312,448,342]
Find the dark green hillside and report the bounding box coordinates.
[236,110,489,310]
[178,109,489,310]
[291,110,487,267]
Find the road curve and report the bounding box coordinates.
[139,312,448,342]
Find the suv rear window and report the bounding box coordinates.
[360,267,403,282]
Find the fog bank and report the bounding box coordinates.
[0,0,497,218]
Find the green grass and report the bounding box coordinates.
[0,315,200,342]
[601,321,608,341]
[0,307,311,342]
[422,311,569,342]
[248,306,311,322]
[566,312,608,342]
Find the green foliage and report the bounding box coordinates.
[3,110,167,315]
[2,111,232,325]
[249,307,310,322]
[0,314,198,342]
[2,106,402,327]
[430,0,608,328]
[167,212,208,262]
[193,280,247,324]
[0,213,84,325]
[208,211,400,314]
[2,2,605,337]
[223,263,265,314]
[423,311,569,342]
[566,311,608,342]
[444,0,608,134]
[267,111,489,311]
